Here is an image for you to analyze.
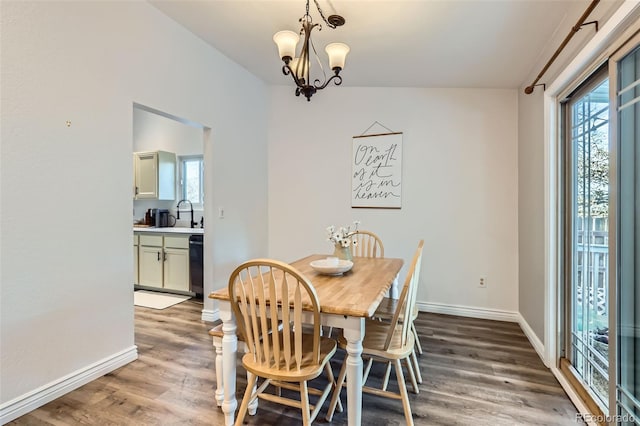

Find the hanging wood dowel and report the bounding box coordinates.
[524,0,600,94]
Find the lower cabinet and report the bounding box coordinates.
[136,233,190,292]
[162,236,190,292]
[133,234,139,285]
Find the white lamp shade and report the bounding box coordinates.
[273,30,299,60]
[325,42,350,70]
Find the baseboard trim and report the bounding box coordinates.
[516,313,548,367]
[551,367,598,426]
[417,301,519,323]
[201,308,219,323]
[0,346,138,424]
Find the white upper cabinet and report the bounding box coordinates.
[133,151,176,200]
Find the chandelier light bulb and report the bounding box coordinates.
[273,30,300,61]
[325,43,350,71]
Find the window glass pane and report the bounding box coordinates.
[568,76,610,411]
[181,157,203,205]
[617,43,640,422]
[184,160,200,202]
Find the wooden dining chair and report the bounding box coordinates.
[372,302,423,386]
[325,240,424,426]
[350,230,422,385]
[372,241,426,384]
[350,230,384,258]
[325,229,385,337]
[229,259,342,426]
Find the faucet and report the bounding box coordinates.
[176,199,196,228]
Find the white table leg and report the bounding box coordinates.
[342,318,365,426]
[391,273,399,299]
[219,301,238,426]
[212,334,224,407]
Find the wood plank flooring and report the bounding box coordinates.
[9,300,582,425]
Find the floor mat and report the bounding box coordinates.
[134,290,191,310]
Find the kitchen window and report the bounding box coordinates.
[179,155,204,208]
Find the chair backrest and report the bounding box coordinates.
[228,259,322,371]
[384,240,424,351]
[351,230,385,258]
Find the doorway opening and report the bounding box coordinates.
[131,102,210,315]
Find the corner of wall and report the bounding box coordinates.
[517,312,548,367]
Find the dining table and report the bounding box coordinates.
[209,253,404,426]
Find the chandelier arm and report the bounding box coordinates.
[282,64,307,89]
[314,73,343,90]
[309,30,328,88]
[300,41,310,84]
[298,19,319,86]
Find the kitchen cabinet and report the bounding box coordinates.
[138,234,163,288]
[133,234,139,285]
[163,236,190,292]
[133,151,176,200]
[136,233,189,292]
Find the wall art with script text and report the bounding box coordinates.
[351,132,402,208]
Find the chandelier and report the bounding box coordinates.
[273,0,350,101]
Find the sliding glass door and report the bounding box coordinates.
[611,35,640,424]
[559,27,640,423]
[562,68,611,412]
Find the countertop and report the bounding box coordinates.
[133,226,204,235]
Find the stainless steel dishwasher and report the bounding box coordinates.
[189,234,203,299]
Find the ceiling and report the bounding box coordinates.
[149,0,622,90]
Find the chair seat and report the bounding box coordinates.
[336,319,415,360]
[243,332,337,382]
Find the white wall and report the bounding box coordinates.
[0,1,268,418]
[517,90,546,342]
[133,107,203,155]
[268,86,519,313]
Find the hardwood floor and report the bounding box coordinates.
[10,300,582,425]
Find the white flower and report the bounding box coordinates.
[326,221,361,247]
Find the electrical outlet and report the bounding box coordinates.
[478,277,487,288]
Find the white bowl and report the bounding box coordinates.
[310,259,354,276]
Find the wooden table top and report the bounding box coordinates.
[209,254,404,318]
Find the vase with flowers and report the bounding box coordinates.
[326,221,360,261]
